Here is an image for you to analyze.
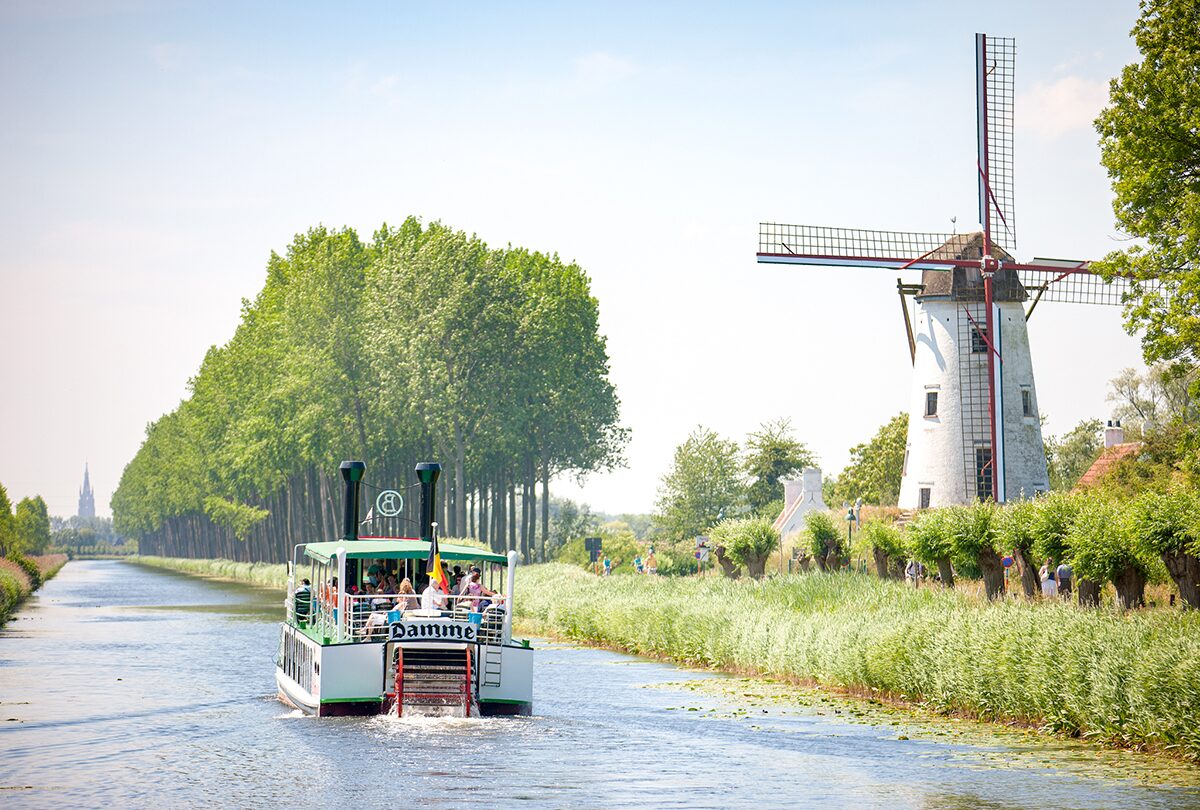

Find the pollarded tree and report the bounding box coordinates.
[858,519,906,580]
[654,427,746,543]
[907,507,956,587]
[743,418,816,513]
[709,517,779,579]
[945,503,1005,600]
[1066,494,1160,609]
[1125,488,1200,607]
[993,499,1040,598]
[804,510,841,572]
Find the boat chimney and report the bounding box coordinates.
[1104,420,1125,449]
[339,460,366,541]
[415,462,442,542]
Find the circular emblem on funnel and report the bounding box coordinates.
[375,490,404,517]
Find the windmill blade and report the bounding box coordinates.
[977,34,1017,257]
[1012,258,1138,306]
[758,223,1007,271]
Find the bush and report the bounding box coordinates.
[709,518,779,579]
[7,553,41,590]
[1067,496,1162,608]
[907,508,956,585]
[858,520,905,578]
[1125,488,1200,608]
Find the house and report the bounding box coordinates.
[773,467,827,539]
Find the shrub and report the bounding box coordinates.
[858,520,905,579]
[906,508,956,586]
[7,553,41,590]
[1125,488,1200,608]
[1067,496,1161,608]
[994,498,1041,597]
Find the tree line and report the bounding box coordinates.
[112,219,626,563]
[0,483,51,558]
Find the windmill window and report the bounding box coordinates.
[1021,389,1033,417]
[924,391,938,418]
[918,487,931,509]
[970,327,988,354]
[903,445,910,476]
[975,447,994,502]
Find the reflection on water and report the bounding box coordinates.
[0,560,1197,810]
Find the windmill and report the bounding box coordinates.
[758,34,1133,509]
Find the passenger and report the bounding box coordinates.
[395,578,419,612]
[421,579,447,612]
[465,567,496,611]
[1055,560,1074,599]
[293,578,312,623]
[367,560,385,586]
[450,565,465,592]
[1039,559,1059,598]
[645,548,658,576]
[381,572,399,594]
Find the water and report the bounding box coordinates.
[2,561,1197,809]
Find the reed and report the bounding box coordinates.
[0,554,69,624]
[132,555,289,589]
[515,563,1200,761]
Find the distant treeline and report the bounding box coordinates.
[113,219,626,563]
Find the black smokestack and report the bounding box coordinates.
[415,462,441,542]
[339,460,366,541]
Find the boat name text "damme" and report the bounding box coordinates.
[389,621,477,642]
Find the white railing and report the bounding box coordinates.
[291,589,508,644]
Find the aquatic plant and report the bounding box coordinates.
[515,563,1200,761]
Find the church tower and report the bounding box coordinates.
[78,464,96,519]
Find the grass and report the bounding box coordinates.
[514,563,1200,762]
[132,555,288,589]
[0,554,69,625]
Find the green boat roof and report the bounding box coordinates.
[302,538,508,565]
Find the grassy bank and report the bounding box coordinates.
[132,555,288,589]
[514,564,1200,761]
[0,554,69,625]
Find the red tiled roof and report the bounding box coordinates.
[1072,442,1143,491]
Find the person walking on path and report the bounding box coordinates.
[1039,559,1059,598]
[1055,561,1073,599]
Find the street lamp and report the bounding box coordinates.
[845,507,855,563]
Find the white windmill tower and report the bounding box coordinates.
[757,34,1130,508]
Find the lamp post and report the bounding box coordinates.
[845,508,855,568]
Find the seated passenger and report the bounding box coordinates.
[465,567,496,611]
[421,579,447,612]
[395,578,419,612]
[293,578,312,623]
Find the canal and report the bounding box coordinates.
[1,560,1197,809]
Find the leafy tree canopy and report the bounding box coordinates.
[743,418,816,513]
[830,412,908,506]
[653,427,746,541]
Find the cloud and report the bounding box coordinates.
[149,42,190,71]
[572,51,637,86]
[1018,76,1109,139]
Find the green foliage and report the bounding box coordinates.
[906,508,955,566]
[743,419,815,513]
[943,502,998,560]
[516,563,1200,761]
[654,427,746,541]
[1095,1,1200,420]
[1126,488,1200,559]
[13,496,50,555]
[803,510,840,560]
[112,218,627,561]
[203,497,270,542]
[7,553,41,589]
[134,556,289,589]
[0,485,14,557]
[708,517,779,579]
[1066,496,1158,586]
[554,525,641,574]
[829,412,908,506]
[859,519,905,560]
[1028,491,1080,564]
[1044,419,1103,491]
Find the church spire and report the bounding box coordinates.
[78,463,95,519]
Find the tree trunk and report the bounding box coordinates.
[1113,564,1146,609]
[1077,578,1101,607]
[713,545,740,579]
[814,546,828,572]
[872,547,889,579]
[935,557,955,588]
[454,423,467,538]
[746,555,766,579]
[976,548,1005,600]
[1012,546,1039,599]
[1161,551,1200,609]
[540,458,550,562]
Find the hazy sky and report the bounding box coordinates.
[0,0,1147,519]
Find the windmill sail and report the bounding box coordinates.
[977,34,1017,256]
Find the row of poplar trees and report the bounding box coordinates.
[112,218,627,563]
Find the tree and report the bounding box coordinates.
[907,508,956,587]
[708,517,779,579]
[1095,1,1200,403]
[1044,419,1103,491]
[803,510,841,572]
[653,427,746,542]
[830,413,908,506]
[858,519,905,579]
[1066,494,1160,609]
[0,484,14,557]
[743,419,815,513]
[1125,488,1200,608]
[13,496,51,555]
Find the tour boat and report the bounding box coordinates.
[275,461,533,717]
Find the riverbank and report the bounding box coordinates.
[515,564,1200,763]
[0,553,68,625]
[131,555,287,588]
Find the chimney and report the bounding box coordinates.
[782,477,804,509]
[339,460,366,541]
[415,462,442,542]
[801,467,827,509]
[1104,419,1124,449]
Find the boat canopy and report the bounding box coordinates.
[302,539,508,565]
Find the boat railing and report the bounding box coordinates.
[289,590,509,645]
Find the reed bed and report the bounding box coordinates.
[515,564,1200,761]
[0,553,69,624]
[133,555,289,589]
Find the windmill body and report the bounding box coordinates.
[757,35,1127,507]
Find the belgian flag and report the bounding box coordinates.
[427,531,449,593]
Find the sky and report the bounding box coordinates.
[0,0,1148,520]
